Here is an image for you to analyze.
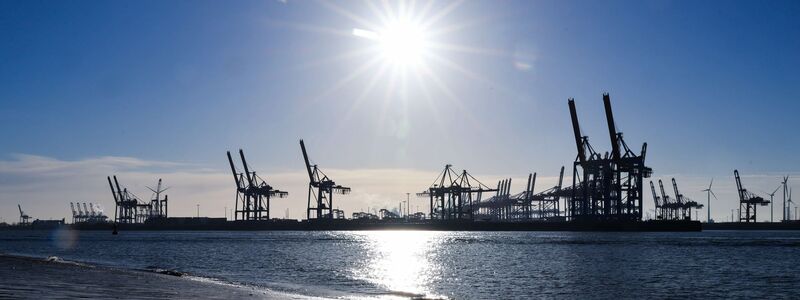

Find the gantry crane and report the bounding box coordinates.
[146,179,169,219]
[672,178,703,220]
[735,170,769,222]
[108,176,136,223]
[567,94,651,221]
[300,140,350,220]
[108,175,155,224]
[658,179,677,220]
[70,202,79,223]
[671,178,686,219]
[650,181,663,220]
[528,166,565,220]
[418,164,496,220]
[227,149,288,220]
[70,202,108,223]
[18,204,31,225]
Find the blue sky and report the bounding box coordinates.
[1,0,799,222]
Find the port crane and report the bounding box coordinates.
[734,169,769,222]
[70,203,79,223]
[650,181,663,220]
[480,177,514,220]
[108,176,138,223]
[71,202,108,223]
[567,94,651,221]
[419,164,496,220]
[227,149,287,220]
[82,203,90,219]
[146,179,169,220]
[658,179,677,220]
[300,140,350,220]
[526,167,565,220]
[672,178,703,220]
[18,204,31,225]
[469,166,566,222]
[108,175,160,224]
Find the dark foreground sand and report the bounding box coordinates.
[0,255,319,299]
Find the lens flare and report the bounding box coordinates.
[376,20,429,66]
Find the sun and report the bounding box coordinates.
[376,20,429,66]
[305,0,508,137]
[353,18,430,68]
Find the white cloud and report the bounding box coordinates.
[514,61,532,71]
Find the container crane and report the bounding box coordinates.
[603,93,651,220]
[70,202,78,223]
[18,204,31,225]
[649,181,662,220]
[672,178,703,220]
[658,179,677,220]
[146,178,169,219]
[419,164,496,220]
[227,149,288,220]
[300,140,350,220]
[734,170,769,222]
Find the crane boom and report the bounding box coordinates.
[659,179,669,204]
[641,143,647,160]
[525,174,533,200]
[239,149,255,187]
[734,169,744,201]
[107,176,119,203]
[113,176,125,204]
[226,151,242,189]
[603,93,621,161]
[650,181,660,207]
[299,139,315,183]
[672,178,682,204]
[568,99,586,163]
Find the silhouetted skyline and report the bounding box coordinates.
[1,0,799,222]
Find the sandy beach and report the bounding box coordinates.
[0,254,315,299]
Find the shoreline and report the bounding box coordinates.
[56,218,703,232]
[0,254,323,299]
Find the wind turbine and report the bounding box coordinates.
[701,179,717,223]
[788,188,794,221]
[765,184,781,223]
[782,176,789,222]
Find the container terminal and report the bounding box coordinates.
[7,94,800,232]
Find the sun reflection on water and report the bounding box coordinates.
[350,231,444,298]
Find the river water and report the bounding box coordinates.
[1,229,798,299]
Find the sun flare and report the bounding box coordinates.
[377,20,429,66]
[313,0,503,137]
[353,18,429,67]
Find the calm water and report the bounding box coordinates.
[1,230,799,299]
